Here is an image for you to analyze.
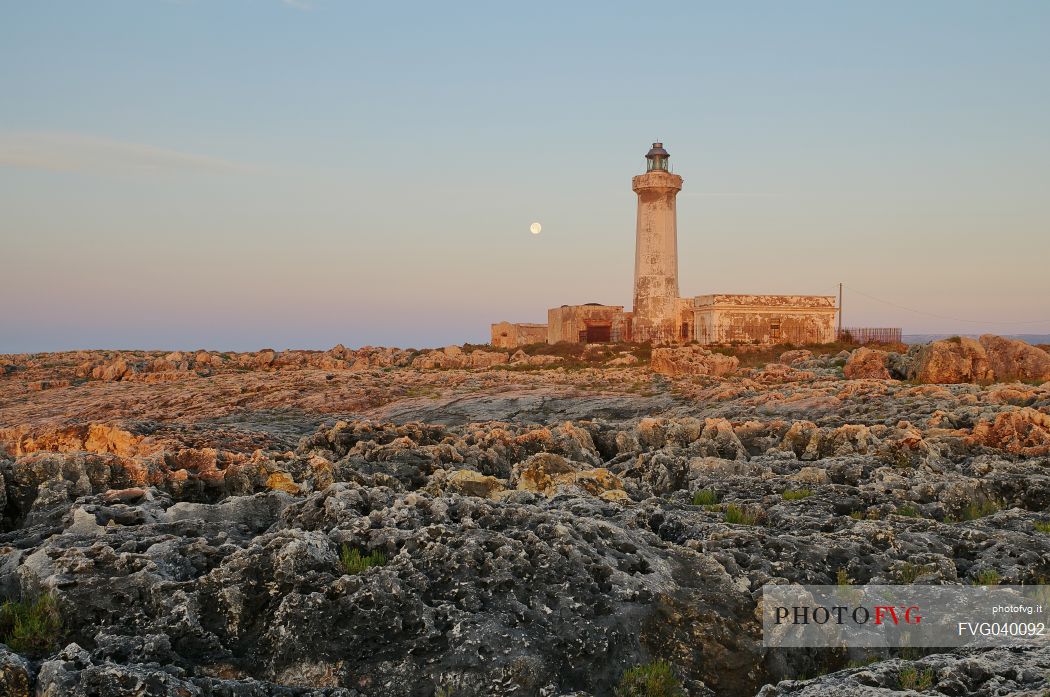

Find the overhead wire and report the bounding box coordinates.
[843,285,1050,326]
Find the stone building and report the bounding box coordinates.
[490,322,548,348]
[489,142,839,347]
[692,295,837,345]
[546,304,628,344]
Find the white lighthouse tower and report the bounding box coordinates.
[632,142,683,343]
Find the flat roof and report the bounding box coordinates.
[692,294,837,308]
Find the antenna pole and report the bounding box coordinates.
[838,282,843,338]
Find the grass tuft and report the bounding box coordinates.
[1035,521,1050,533]
[973,569,1001,586]
[723,504,761,526]
[691,489,719,506]
[339,544,387,575]
[899,665,935,690]
[898,562,929,584]
[0,593,62,656]
[782,489,814,501]
[958,499,1002,521]
[615,660,685,697]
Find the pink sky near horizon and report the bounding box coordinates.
[3,2,1049,352]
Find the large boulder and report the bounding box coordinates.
[651,346,738,378]
[89,358,134,382]
[777,349,813,366]
[412,347,509,370]
[0,645,31,697]
[979,334,1050,383]
[911,337,993,384]
[510,453,624,499]
[437,469,507,499]
[910,335,1050,384]
[843,347,891,380]
[970,407,1050,456]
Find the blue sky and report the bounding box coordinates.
[2,1,1049,351]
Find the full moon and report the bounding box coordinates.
[530,222,542,235]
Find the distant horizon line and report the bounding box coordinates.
[4,332,1050,356]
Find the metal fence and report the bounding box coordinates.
[837,327,902,345]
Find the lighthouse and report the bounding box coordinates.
[632,142,683,343]
[491,140,842,349]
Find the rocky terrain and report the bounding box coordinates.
[1,336,1049,696]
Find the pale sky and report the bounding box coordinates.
[2,1,1049,352]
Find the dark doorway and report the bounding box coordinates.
[585,324,611,343]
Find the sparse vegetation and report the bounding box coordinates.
[615,660,685,697]
[782,488,814,501]
[0,593,62,656]
[707,340,863,369]
[958,499,1002,521]
[724,504,761,526]
[846,655,881,669]
[899,665,935,690]
[1035,521,1050,533]
[836,568,853,586]
[691,489,719,506]
[339,544,387,575]
[898,562,929,584]
[897,504,920,517]
[487,340,655,372]
[513,341,653,365]
[403,385,442,399]
[890,450,915,469]
[974,569,1001,586]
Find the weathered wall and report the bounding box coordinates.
[490,322,549,349]
[676,298,694,344]
[632,170,683,343]
[547,305,627,344]
[692,295,837,345]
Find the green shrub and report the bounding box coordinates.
[339,544,387,575]
[782,489,813,501]
[897,504,920,517]
[724,504,760,526]
[0,593,62,656]
[615,660,685,697]
[1035,521,1050,533]
[974,569,1000,586]
[899,665,934,690]
[691,489,719,506]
